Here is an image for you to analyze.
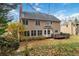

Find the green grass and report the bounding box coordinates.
[26,35,79,56]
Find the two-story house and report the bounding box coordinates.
[20,12,60,37]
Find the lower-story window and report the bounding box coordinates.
[27,31,30,36]
[38,30,42,36]
[24,31,26,36]
[31,30,34,36]
[44,30,46,35]
[55,30,58,33]
[34,30,36,36]
[38,30,40,36]
[39,30,42,35]
[30,30,42,36]
[48,30,50,34]
[24,31,30,36]
[31,30,36,36]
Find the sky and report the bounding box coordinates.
[10,3,79,21]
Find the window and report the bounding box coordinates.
[44,30,46,35]
[31,30,33,36]
[55,30,58,33]
[46,21,52,26]
[26,31,30,36]
[22,19,25,25]
[25,20,28,25]
[38,30,40,36]
[24,31,30,36]
[48,30,50,34]
[38,30,42,36]
[34,30,36,36]
[24,31,26,36]
[39,30,42,36]
[31,30,36,36]
[22,19,28,25]
[36,20,40,25]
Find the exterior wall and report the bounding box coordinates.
[72,26,76,35]
[21,19,60,37]
[52,21,60,34]
[61,22,76,35]
[23,20,46,30]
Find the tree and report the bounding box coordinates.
[0,3,18,35]
[0,3,20,56]
[7,21,25,40]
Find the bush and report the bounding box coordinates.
[20,46,29,56]
[0,36,19,56]
[60,33,70,38]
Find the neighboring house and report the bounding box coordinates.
[20,12,60,37]
[61,20,79,35]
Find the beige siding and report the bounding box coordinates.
[21,19,60,37]
[24,20,46,30]
[24,20,60,32]
[61,22,76,35]
[52,21,60,34]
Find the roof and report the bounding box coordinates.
[21,12,60,22]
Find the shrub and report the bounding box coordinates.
[20,46,29,56]
[0,36,19,56]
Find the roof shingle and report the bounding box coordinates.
[21,12,60,22]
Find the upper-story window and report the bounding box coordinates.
[36,20,40,25]
[22,19,25,25]
[22,19,28,25]
[46,21,52,26]
[25,20,28,25]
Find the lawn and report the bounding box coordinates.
[19,35,79,56]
